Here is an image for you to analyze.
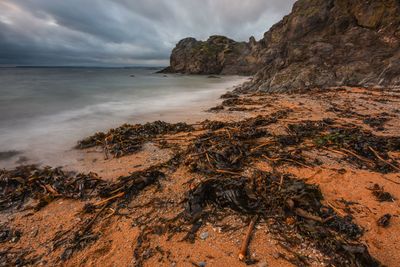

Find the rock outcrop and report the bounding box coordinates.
[161,35,261,75]
[163,0,400,92]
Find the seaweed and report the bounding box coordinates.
[314,127,400,173]
[0,165,104,211]
[369,184,395,202]
[220,91,239,99]
[207,104,224,112]
[363,116,389,131]
[186,111,292,175]
[0,249,41,267]
[183,170,379,266]
[0,224,21,243]
[221,98,260,107]
[377,214,391,227]
[76,121,193,157]
[54,166,167,261]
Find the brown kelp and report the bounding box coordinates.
[0,165,103,211]
[55,166,167,261]
[315,127,400,173]
[183,171,380,266]
[76,121,193,157]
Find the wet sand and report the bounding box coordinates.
[1,86,400,266]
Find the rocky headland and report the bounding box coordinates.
[162,0,400,92]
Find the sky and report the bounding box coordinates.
[0,0,295,66]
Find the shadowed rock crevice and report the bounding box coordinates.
[163,0,400,92]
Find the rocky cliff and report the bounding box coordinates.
[160,35,261,75]
[163,0,400,92]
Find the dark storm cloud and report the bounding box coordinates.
[0,0,295,66]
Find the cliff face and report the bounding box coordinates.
[164,0,400,91]
[248,0,400,92]
[162,35,261,75]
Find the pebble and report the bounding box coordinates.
[199,232,209,240]
[258,262,268,267]
[198,262,207,267]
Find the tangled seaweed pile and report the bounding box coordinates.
[314,127,400,173]
[186,110,292,175]
[76,121,193,157]
[0,165,103,211]
[184,171,379,266]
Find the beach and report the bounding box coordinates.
[1,84,400,266]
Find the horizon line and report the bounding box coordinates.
[0,65,167,69]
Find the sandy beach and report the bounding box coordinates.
[1,85,400,266]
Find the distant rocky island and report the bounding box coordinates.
[161,0,400,92]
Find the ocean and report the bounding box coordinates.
[0,67,247,168]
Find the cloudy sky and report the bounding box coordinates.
[0,0,295,66]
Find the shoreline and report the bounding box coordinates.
[1,86,400,266]
[0,76,250,169]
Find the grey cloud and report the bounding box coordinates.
[0,0,295,66]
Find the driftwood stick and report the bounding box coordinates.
[283,158,311,169]
[381,176,400,185]
[94,192,124,207]
[262,155,280,162]
[324,148,348,156]
[340,148,374,165]
[250,140,275,152]
[239,215,258,261]
[44,184,60,196]
[326,201,346,217]
[263,155,311,168]
[368,146,400,171]
[153,137,194,141]
[325,147,374,166]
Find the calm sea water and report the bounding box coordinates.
[0,67,247,167]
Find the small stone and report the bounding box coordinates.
[258,262,268,267]
[200,232,209,240]
[198,262,207,267]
